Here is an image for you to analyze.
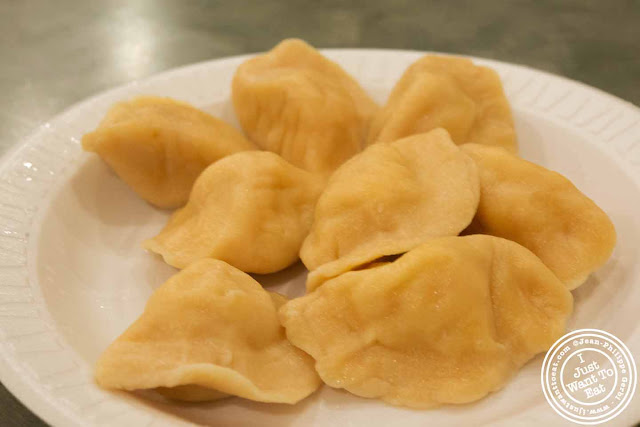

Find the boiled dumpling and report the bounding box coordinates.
[232,38,378,174]
[95,258,321,404]
[82,96,256,209]
[281,235,573,408]
[144,151,324,274]
[368,55,517,152]
[300,128,479,291]
[461,143,616,289]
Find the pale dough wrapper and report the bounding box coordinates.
[462,143,616,290]
[94,259,322,404]
[82,96,256,209]
[368,55,517,152]
[300,128,479,291]
[144,151,324,274]
[232,38,378,174]
[280,235,573,409]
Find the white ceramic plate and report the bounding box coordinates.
[0,49,639,427]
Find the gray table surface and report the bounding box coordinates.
[1,1,639,426]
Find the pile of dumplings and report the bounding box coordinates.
[85,39,616,410]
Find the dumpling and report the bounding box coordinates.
[82,96,256,208]
[232,38,378,174]
[300,128,479,291]
[461,144,616,289]
[280,235,573,409]
[143,151,324,274]
[95,258,321,404]
[368,55,517,152]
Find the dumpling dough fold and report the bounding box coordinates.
[462,143,616,289]
[232,38,378,174]
[301,128,479,291]
[144,151,324,274]
[95,259,321,404]
[368,55,516,152]
[281,235,573,409]
[82,96,256,208]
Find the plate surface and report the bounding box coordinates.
[0,49,639,427]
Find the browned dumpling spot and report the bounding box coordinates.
[368,55,516,152]
[95,259,322,404]
[300,128,479,291]
[280,235,573,409]
[82,96,256,209]
[462,143,616,290]
[144,151,324,274]
[232,38,378,174]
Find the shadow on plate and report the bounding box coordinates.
[70,156,165,227]
[131,386,324,427]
